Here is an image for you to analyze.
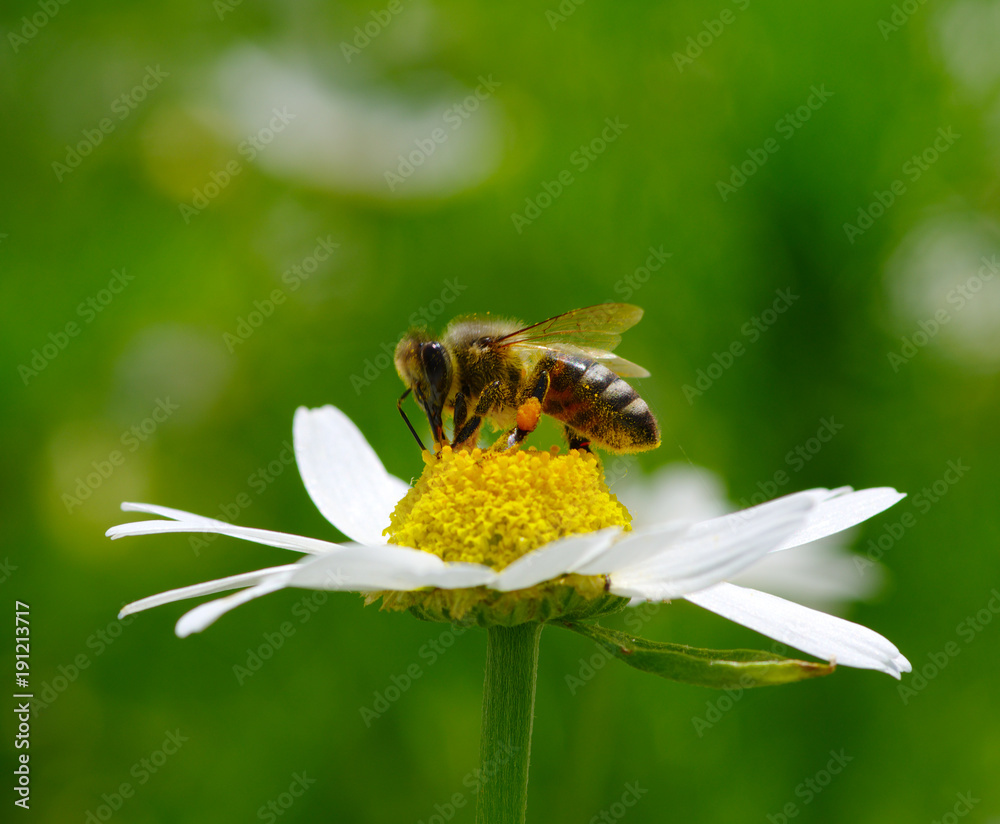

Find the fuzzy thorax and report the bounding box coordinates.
[376,446,633,625]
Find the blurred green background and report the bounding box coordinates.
[3,0,999,821]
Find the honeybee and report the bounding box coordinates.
[394,303,660,453]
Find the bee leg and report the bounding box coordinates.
[501,370,551,451]
[452,413,483,450]
[452,391,469,437]
[452,381,503,450]
[563,426,592,453]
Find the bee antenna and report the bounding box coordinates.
[397,388,426,452]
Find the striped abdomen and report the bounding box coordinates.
[537,353,660,452]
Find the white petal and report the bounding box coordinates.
[176,575,294,637]
[770,488,906,552]
[607,492,818,600]
[119,564,300,618]
[492,529,622,592]
[686,488,849,541]
[170,519,500,633]
[684,582,911,678]
[684,486,905,554]
[578,521,690,574]
[287,545,498,591]
[293,406,410,545]
[107,513,342,555]
[120,501,229,524]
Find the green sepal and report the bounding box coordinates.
[560,621,835,688]
[405,589,630,627]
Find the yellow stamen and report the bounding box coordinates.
[373,446,632,625]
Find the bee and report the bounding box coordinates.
[394,303,660,453]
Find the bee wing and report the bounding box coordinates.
[495,304,652,378]
[587,352,651,378]
[494,303,642,352]
[494,303,644,350]
[511,343,651,378]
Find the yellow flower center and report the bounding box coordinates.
[386,446,631,564]
[375,447,633,626]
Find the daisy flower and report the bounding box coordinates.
[112,404,911,823]
[111,405,910,679]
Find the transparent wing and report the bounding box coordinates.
[585,351,650,378]
[495,304,651,378]
[538,344,651,378]
[495,303,644,350]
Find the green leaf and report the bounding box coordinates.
[560,621,835,689]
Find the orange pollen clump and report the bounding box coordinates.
[516,397,543,432]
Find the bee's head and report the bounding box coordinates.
[395,331,452,447]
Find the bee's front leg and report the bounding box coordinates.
[452,381,503,450]
[500,369,551,451]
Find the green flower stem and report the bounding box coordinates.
[475,622,543,824]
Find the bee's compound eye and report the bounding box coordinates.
[420,342,448,389]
